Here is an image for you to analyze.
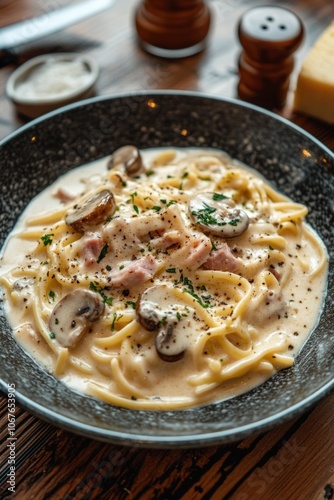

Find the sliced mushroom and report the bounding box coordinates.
[155,322,186,362]
[107,145,143,176]
[136,300,162,331]
[189,192,249,238]
[49,289,105,348]
[136,285,188,362]
[65,190,116,232]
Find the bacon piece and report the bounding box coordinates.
[81,234,105,266]
[53,187,77,203]
[202,242,239,272]
[183,235,212,271]
[108,255,157,288]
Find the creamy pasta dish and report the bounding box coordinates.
[0,147,328,410]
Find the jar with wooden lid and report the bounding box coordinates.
[135,0,211,58]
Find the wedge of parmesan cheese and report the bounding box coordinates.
[294,21,334,124]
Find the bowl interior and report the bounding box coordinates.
[0,93,333,447]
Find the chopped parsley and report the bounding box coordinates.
[228,218,241,227]
[192,203,240,228]
[111,313,123,331]
[97,243,108,263]
[152,205,162,212]
[179,172,189,190]
[166,268,176,273]
[182,276,211,308]
[105,215,113,224]
[130,191,137,202]
[111,313,117,332]
[192,203,219,226]
[41,233,54,246]
[159,316,167,326]
[49,332,56,339]
[125,300,137,309]
[48,290,55,302]
[133,205,139,214]
[89,281,114,306]
[212,193,228,201]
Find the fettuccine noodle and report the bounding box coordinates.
[0,148,328,410]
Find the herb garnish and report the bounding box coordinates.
[48,290,55,302]
[97,243,108,263]
[89,281,114,306]
[111,312,123,332]
[182,276,211,308]
[192,203,219,226]
[179,172,189,190]
[212,193,228,201]
[192,203,240,228]
[160,199,176,207]
[41,233,54,246]
[125,300,137,309]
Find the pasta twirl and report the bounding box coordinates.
[0,148,328,410]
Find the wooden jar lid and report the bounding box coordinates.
[237,6,304,108]
[135,0,211,57]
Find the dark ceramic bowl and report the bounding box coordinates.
[1,92,333,448]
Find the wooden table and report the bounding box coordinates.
[0,1,333,498]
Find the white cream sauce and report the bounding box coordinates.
[0,148,328,409]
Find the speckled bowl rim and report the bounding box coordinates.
[3,89,334,156]
[0,90,333,448]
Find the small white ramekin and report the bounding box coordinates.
[6,53,99,118]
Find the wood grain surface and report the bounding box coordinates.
[0,1,333,499]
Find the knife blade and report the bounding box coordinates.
[0,0,114,51]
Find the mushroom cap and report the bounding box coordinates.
[189,192,249,238]
[49,289,105,348]
[136,300,162,331]
[136,285,189,362]
[155,322,186,363]
[107,145,143,176]
[65,189,116,232]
